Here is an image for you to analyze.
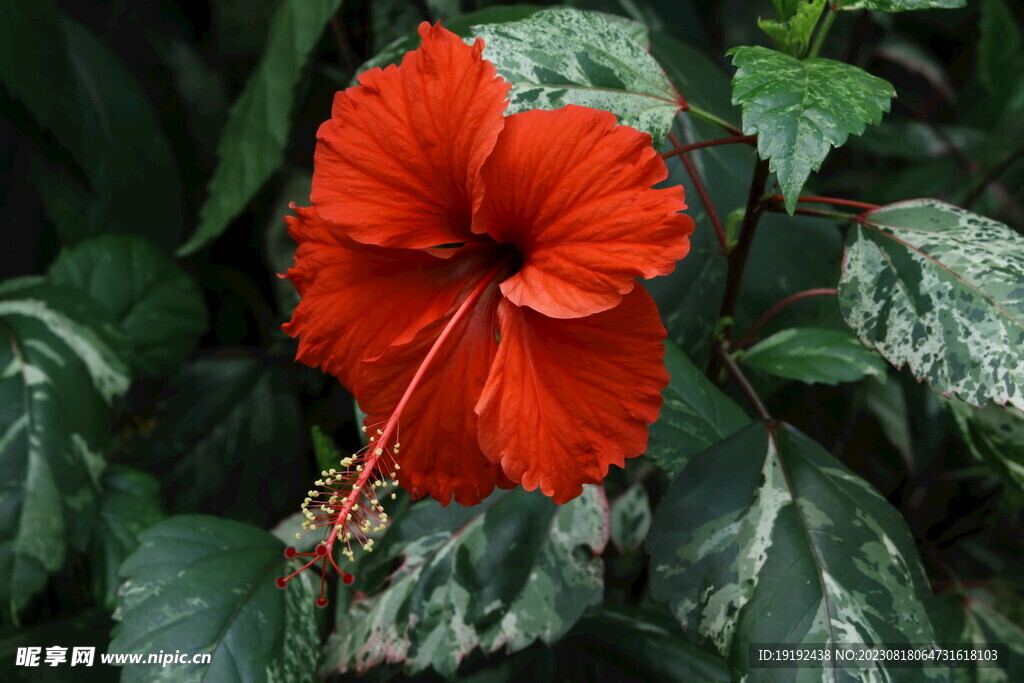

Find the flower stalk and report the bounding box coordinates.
[278,259,510,605]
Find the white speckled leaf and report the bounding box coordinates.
[741,327,888,385]
[647,422,942,682]
[0,277,131,617]
[839,199,1024,411]
[108,515,319,683]
[473,8,680,148]
[839,0,965,11]
[729,46,894,213]
[321,486,608,677]
[610,485,652,553]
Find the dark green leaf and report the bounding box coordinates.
[932,584,1024,682]
[149,34,229,151]
[311,425,341,476]
[648,422,941,681]
[856,121,985,162]
[838,200,1024,410]
[551,604,731,683]
[610,485,652,553]
[946,399,1024,499]
[31,19,184,253]
[473,8,681,148]
[0,278,131,617]
[179,0,344,256]
[647,341,749,476]
[978,0,1024,121]
[212,0,278,57]
[89,466,166,610]
[729,46,895,212]
[741,327,887,385]
[123,355,302,526]
[839,0,966,11]
[49,235,207,376]
[108,515,319,683]
[864,375,915,469]
[262,169,311,312]
[0,608,113,682]
[0,0,88,177]
[322,486,608,677]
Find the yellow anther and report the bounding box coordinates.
[376,428,383,435]
[375,448,383,455]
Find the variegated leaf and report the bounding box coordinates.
[0,277,131,617]
[729,46,894,213]
[647,422,941,682]
[473,8,681,148]
[839,0,965,11]
[839,200,1024,411]
[109,515,319,683]
[610,485,652,553]
[322,486,608,677]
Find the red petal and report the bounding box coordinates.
[358,276,515,506]
[475,287,668,504]
[312,23,509,251]
[475,105,693,319]
[282,206,499,393]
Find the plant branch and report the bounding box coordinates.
[717,342,771,420]
[964,143,1024,209]
[807,4,838,60]
[668,132,728,252]
[707,157,772,381]
[764,205,861,222]
[736,288,838,348]
[683,105,744,137]
[766,193,878,212]
[662,135,757,160]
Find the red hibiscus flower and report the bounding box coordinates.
[277,23,692,598]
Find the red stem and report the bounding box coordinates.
[767,193,879,212]
[667,132,728,252]
[662,135,757,160]
[764,205,862,222]
[736,288,838,348]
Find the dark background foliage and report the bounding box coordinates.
[1,0,1022,681]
